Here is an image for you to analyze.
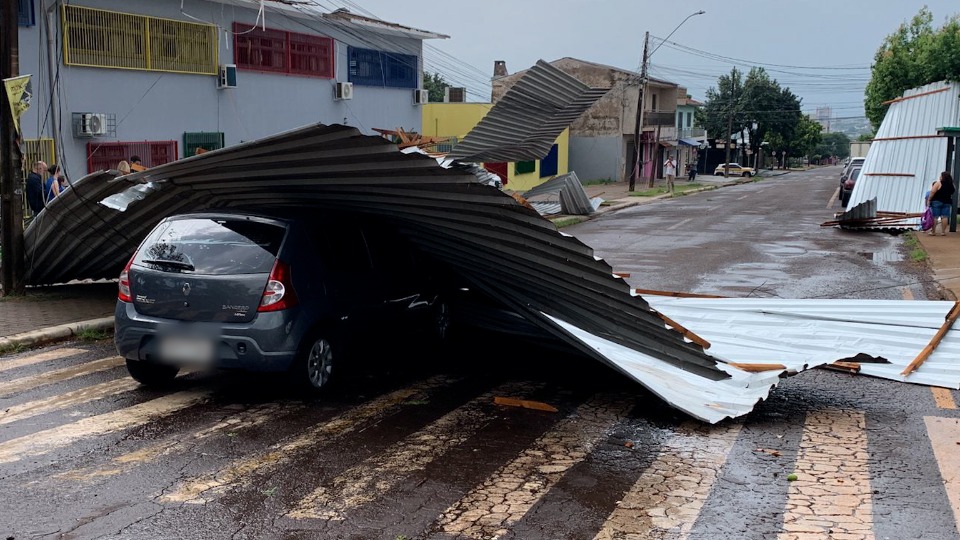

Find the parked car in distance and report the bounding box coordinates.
[714,163,756,177]
[114,212,449,392]
[841,167,862,207]
[840,157,865,185]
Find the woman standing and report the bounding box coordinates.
[43,164,62,203]
[927,171,956,236]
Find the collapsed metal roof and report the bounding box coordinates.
[645,296,960,389]
[847,81,960,224]
[446,60,611,163]
[522,171,601,216]
[24,122,799,424]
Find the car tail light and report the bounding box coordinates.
[118,254,135,302]
[258,259,298,312]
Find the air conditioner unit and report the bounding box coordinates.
[444,87,467,103]
[218,64,237,89]
[414,88,429,105]
[335,81,354,100]
[79,113,107,136]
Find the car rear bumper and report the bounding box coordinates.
[114,301,300,372]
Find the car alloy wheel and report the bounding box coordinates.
[305,337,334,389]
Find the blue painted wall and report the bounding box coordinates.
[18,0,427,178]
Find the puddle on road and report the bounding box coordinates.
[858,250,904,263]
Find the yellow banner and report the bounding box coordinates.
[3,75,32,134]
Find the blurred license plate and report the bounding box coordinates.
[158,336,215,365]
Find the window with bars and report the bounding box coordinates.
[87,140,178,174]
[348,46,418,88]
[183,132,225,157]
[21,138,55,177]
[18,0,35,26]
[234,23,334,78]
[62,5,217,75]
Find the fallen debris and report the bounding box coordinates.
[901,301,960,376]
[494,397,559,413]
[755,448,782,457]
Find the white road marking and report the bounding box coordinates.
[0,356,124,398]
[288,381,541,520]
[593,421,742,540]
[667,218,694,231]
[0,389,212,464]
[924,416,960,531]
[160,376,456,504]
[0,377,139,426]
[432,394,633,539]
[778,409,874,540]
[0,348,85,372]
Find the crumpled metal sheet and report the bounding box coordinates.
[25,122,783,423]
[645,296,960,390]
[847,81,960,223]
[522,171,601,216]
[446,60,610,163]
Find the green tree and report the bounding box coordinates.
[865,8,960,129]
[815,132,851,159]
[700,67,803,164]
[790,115,823,159]
[422,71,450,103]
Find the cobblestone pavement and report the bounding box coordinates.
[0,281,116,338]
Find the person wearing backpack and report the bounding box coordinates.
[927,171,956,236]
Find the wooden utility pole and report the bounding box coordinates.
[629,31,649,192]
[1,0,26,295]
[723,77,735,178]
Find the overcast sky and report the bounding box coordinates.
[329,0,958,119]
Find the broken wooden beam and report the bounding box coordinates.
[727,362,787,373]
[901,301,960,376]
[653,311,711,349]
[635,288,727,299]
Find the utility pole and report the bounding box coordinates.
[724,75,735,178]
[629,31,649,192]
[1,0,26,295]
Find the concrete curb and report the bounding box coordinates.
[0,316,114,354]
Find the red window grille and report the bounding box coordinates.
[87,140,178,174]
[233,23,334,78]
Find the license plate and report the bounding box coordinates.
[158,336,215,366]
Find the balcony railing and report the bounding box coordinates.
[678,128,706,139]
[643,111,675,127]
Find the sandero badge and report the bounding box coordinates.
[114,211,450,393]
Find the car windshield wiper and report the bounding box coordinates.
[142,259,196,271]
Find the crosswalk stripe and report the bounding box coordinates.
[0,389,212,465]
[924,416,960,531]
[932,388,958,410]
[778,409,875,540]
[0,377,139,426]
[0,356,124,398]
[159,376,457,504]
[432,394,633,539]
[0,348,85,373]
[59,402,307,481]
[593,421,742,540]
[288,381,542,520]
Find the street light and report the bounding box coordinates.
[630,10,706,191]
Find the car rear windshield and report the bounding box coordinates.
[134,218,285,275]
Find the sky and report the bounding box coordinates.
[314,0,959,120]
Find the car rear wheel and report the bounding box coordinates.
[293,333,336,393]
[742,172,750,177]
[125,359,179,386]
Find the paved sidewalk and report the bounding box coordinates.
[0,170,956,352]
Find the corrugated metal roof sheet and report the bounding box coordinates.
[522,171,601,216]
[447,60,610,163]
[847,81,960,222]
[24,122,765,423]
[645,297,960,390]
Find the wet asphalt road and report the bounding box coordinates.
[1,166,959,539]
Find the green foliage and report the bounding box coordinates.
[700,67,804,162]
[422,71,450,103]
[865,8,960,129]
[857,133,874,142]
[76,327,111,341]
[791,115,823,158]
[816,132,851,159]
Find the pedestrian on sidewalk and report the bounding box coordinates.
[25,160,47,216]
[664,155,677,193]
[927,171,955,236]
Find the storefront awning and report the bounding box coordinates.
[679,138,702,147]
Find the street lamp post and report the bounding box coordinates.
[629,10,705,192]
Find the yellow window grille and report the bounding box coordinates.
[62,5,217,75]
[21,138,56,178]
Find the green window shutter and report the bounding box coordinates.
[183,132,225,157]
[515,160,536,175]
